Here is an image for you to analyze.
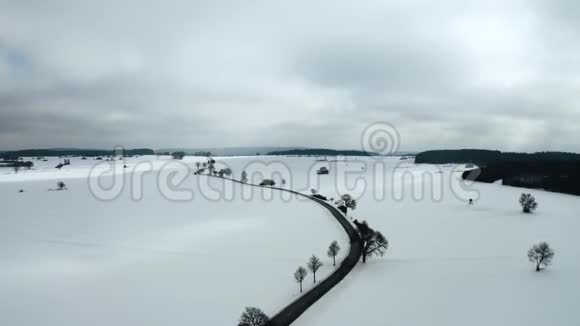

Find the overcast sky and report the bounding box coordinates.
[1,0,579,152]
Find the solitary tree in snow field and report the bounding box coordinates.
[294,266,308,293]
[338,194,357,214]
[195,162,201,171]
[528,242,555,272]
[238,307,269,326]
[519,193,538,213]
[13,165,20,174]
[354,219,389,263]
[224,168,232,178]
[57,181,66,190]
[241,171,248,183]
[208,162,215,175]
[307,255,323,283]
[327,241,341,266]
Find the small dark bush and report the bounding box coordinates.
[57,181,66,190]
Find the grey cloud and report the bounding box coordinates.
[0,0,579,152]
[295,42,467,95]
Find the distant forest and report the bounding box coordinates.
[156,151,212,157]
[0,148,154,160]
[415,149,580,165]
[415,149,580,196]
[267,149,378,156]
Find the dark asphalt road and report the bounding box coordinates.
[201,175,362,326]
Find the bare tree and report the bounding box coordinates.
[195,162,201,171]
[225,168,232,178]
[241,171,248,183]
[307,255,323,283]
[519,193,538,213]
[327,241,341,266]
[13,165,20,174]
[57,181,66,190]
[338,194,357,214]
[354,220,389,263]
[238,307,269,326]
[528,242,555,272]
[294,266,308,293]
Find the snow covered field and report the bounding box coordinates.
[1,155,579,325]
[0,156,349,325]
[293,158,580,326]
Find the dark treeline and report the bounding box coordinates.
[463,161,580,196]
[0,160,34,168]
[156,151,212,157]
[268,148,378,156]
[415,149,502,164]
[420,149,580,196]
[0,148,154,160]
[415,149,580,165]
[190,151,213,157]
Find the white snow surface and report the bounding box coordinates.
[0,156,349,325]
[1,155,579,326]
[292,157,580,326]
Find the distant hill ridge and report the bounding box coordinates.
[156,147,386,156]
[267,148,378,156]
[0,146,379,158]
[156,146,305,156]
[1,148,154,159]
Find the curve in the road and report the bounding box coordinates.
[201,175,362,326]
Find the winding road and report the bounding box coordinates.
[201,175,362,326]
